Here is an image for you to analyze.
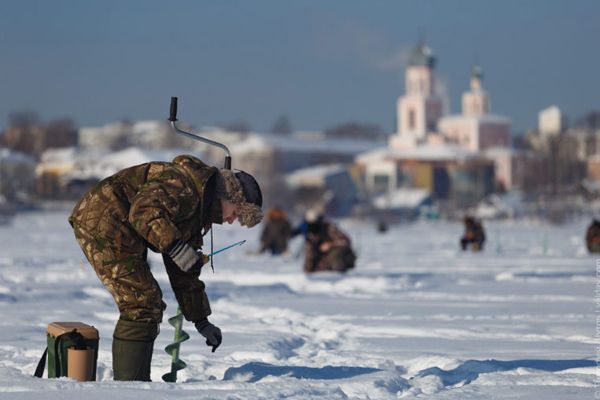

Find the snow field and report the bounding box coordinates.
[0,211,596,399]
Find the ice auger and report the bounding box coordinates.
[161,307,189,383]
[160,240,246,382]
[162,97,237,382]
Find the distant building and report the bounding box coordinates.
[538,106,565,138]
[483,147,538,190]
[79,121,133,150]
[230,131,380,174]
[363,42,513,212]
[371,188,432,221]
[0,147,36,202]
[587,155,600,182]
[36,147,98,199]
[285,164,358,216]
[79,120,183,151]
[355,145,495,209]
[389,41,511,158]
[567,127,600,162]
[438,66,511,152]
[73,147,192,181]
[390,42,444,149]
[524,107,600,195]
[228,131,381,207]
[1,119,77,158]
[131,120,179,149]
[36,147,189,199]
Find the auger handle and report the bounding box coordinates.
[168,96,232,170]
[169,97,178,122]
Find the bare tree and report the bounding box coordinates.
[1,110,42,156]
[8,111,39,129]
[324,121,386,140]
[270,114,292,135]
[578,110,600,130]
[217,119,251,133]
[44,118,78,149]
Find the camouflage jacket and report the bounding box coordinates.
[70,154,222,254]
[69,155,222,322]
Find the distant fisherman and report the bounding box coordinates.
[460,216,486,252]
[293,210,356,273]
[69,155,262,381]
[259,207,292,255]
[586,219,600,253]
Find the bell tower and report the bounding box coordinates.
[393,42,443,147]
[462,65,490,116]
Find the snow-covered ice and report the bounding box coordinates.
[0,210,596,399]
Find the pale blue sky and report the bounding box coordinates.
[1,0,598,133]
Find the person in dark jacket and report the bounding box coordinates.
[586,219,600,253]
[259,207,292,255]
[460,216,486,251]
[69,155,262,381]
[293,210,356,273]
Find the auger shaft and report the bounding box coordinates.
[162,306,190,383]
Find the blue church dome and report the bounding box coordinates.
[408,43,436,68]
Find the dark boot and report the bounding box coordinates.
[112,318,159,381]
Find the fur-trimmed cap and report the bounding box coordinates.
[217,170,263,227]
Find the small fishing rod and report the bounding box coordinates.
[204,240,246,258]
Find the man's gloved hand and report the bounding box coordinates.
[195,319,222,352]
[201,253,210,265]
[166,240,201,272]
[190,253,210,274]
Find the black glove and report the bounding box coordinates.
[195,318,222,353]
[167,240,201,272]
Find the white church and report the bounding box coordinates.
[390,42,511,151]
[355,42,517,210]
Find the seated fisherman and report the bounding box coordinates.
[293,210,356,273]
[460,216,486,252]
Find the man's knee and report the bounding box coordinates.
[113,318,160,341]
[119,298,166,324]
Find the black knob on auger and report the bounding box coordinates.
[169,97,178,122]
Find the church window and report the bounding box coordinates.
[408,109,416,130]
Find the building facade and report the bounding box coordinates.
[391,43,444,149]
[438,66,511,152]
